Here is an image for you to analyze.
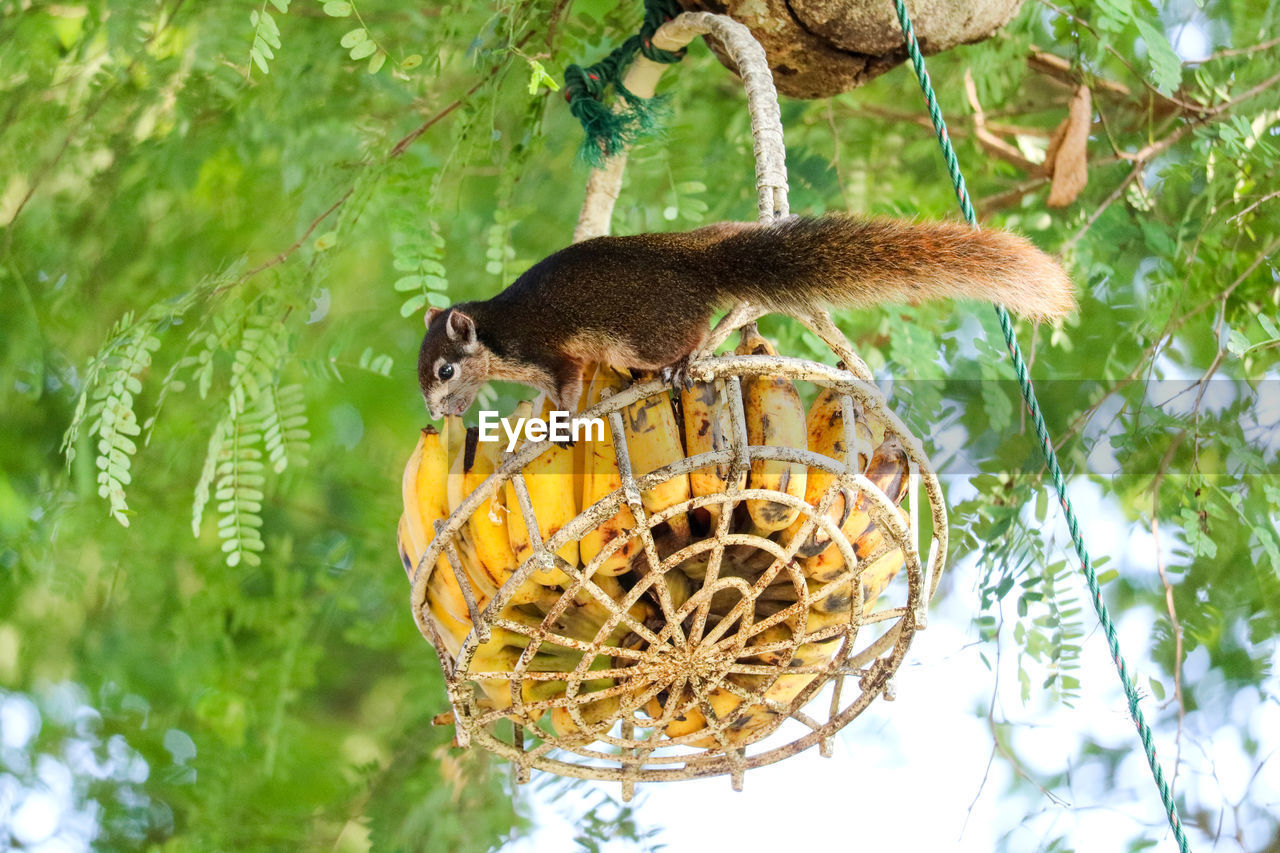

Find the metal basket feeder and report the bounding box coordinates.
[407,12,949,794]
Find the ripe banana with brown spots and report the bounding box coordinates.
[781,387,874,558]
[623,387,692,545]
[579,364,642,576]
[680,377,743,532]
[737,327,807,532]
[504,398,579,586]
[802,434,910,584]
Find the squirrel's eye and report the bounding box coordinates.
[438,364,455,381]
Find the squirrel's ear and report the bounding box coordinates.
[425,306,444,329]
[446,310,477,346]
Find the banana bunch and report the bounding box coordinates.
[399,424,652,726]
[399,326,917,750]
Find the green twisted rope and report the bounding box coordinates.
[888,2,1190,849]
[563,0,687,166]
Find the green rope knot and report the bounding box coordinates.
[563,0,686,166]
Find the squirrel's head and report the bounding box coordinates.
[419,307,490,419]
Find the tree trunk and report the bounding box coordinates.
[677,0,1024,98]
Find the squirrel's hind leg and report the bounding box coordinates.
[552,360,586,413]
[658,354,696,392]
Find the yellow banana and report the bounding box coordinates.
[468,641,526,711]
[446,428,498,608]
[398,513,470,661]
[656,690,708,739]
[401,434,428,558]
[415,426,451,540]
[398,427,480,628]
[505,397,577,585]
[860,546,906,613]
[623,388,692,545]
[398,508,474,628]
[680,378,743,532]
[657,565,694,613]
[781,388,875,557]
[682,687,749,747]
[574,363,598,500]
[465,627,589,714]
[550,693,623,740]
[737,328,807,532]
[742,606,849,667]
[809,512,909,615]
[579,364,642,576]
[525,652,615,710]
[589,573,659,638]
[444,414,466,468]
[427,596,471,661]
[396,514,415,578]
[801,434,909,584]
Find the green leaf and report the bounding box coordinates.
[322,1,352,17]
[1094,0,1132,32]
[1226,327,1250,358]
[339,27,367,49]
[1136,20,1183,94]
[399,292,428,317]
[526,59,560,94]
[349,39,376,61]
[401,54,422,70]
[269,0,290,12]
[368,51,385,74]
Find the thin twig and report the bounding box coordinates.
[1204,34,1280,61]
[1227,188,1280,224]
[218,47,523,296]
[977,178,1049,217]
[3,0,189,247]
[844,103,974,137]
[1051,232,1280,456]
[964,68,1042,173]
[213,190,354,296]
[545,0,574,49]
[1060,159,1143,253]
[1034,3,1206,114]
[388,67,503,158]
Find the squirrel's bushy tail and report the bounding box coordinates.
[708,216,1076,323]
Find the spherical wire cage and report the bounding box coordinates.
[406,12,949,794]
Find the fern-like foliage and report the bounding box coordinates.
[196,302,299,567]
[216,402,267,568]
[248,1,289,77]
[391,218,450,318]
[229,309,284,419]
[192,415,230,538]
[63,314,162,527]
[261,382,310,473]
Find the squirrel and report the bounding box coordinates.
[417,215,1074,418]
